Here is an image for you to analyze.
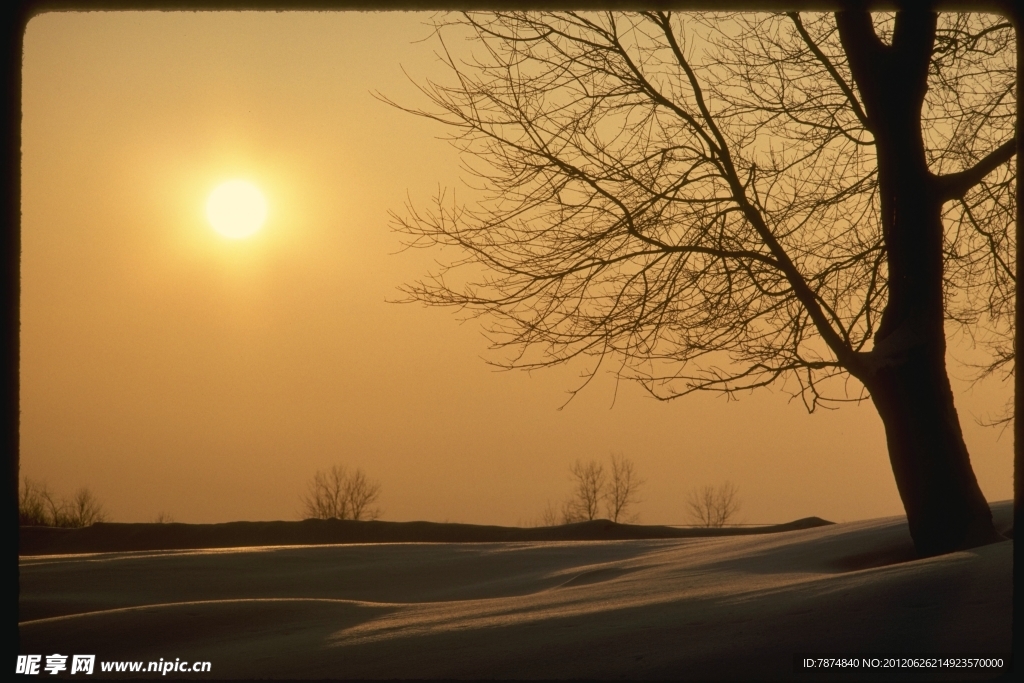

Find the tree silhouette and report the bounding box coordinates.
[387,11,1015,556]
[559,453,644,523]
[606,453,645,523]
[301,465,382,521]
[563,458,606,522]
[687,482,741,528]
[19,478,107,527]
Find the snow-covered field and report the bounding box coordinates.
[20,501,1012,679]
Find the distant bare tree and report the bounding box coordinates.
[687,482,741,528]
[540,500,559,526]
[19,478,49,526]
[303,466,346,520]
[605,453,645,523]
[153,512,175,524]
[302,465,382,521]
[19,478,107,527]
[344,468,383,521]
[563,459,606,522]
[66,488,107,527]
[551,454,645,523]
[45,489,73,527]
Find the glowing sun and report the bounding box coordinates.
[206,180,268,239]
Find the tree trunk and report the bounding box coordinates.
[864,345,1002,557]
[837,11,1003,556]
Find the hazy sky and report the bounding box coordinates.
[20,12,1014,526]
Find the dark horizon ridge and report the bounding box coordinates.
[20,516,834,555]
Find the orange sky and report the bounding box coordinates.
[19,11,1014,526]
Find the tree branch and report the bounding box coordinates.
[937,136,1017,201]
[788,12,870,131]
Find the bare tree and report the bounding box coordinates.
[19,478,49,526]
[302,465,383,521]
[563,459,606,522]
[550,454,643,523]
[302,466,347,520]
[386,11,1014,556]
[540,500,560,526]
[19,478,107,527]
[66,488,107,527]
[344,468,384,521]
[687,482,741,528]
[605,453,645,523]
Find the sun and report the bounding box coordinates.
[206,180,268,239]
